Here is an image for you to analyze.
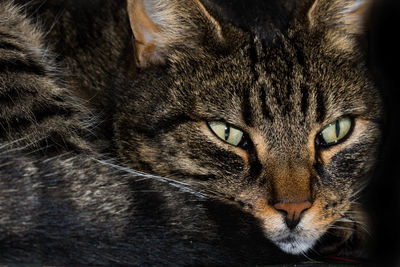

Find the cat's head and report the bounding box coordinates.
[114,0,382,256]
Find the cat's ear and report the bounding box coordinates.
[127,0,223,67]
[307,0,374,51]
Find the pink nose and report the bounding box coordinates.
[273,201,312,229]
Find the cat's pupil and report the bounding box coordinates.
[335,120,340,138]
[224,124,230,140]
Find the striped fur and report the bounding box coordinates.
[0,0,383,264]
[0,1,94,154]
[0,0,299,265]
[115,0,382,257]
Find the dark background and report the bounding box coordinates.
[368,0,400,265]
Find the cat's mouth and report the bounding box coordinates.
[245,197,337,255]
[259,210,327,255]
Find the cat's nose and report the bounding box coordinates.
[273,201,312,230]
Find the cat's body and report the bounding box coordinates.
[0,1,302,264]
[0,0,384,264]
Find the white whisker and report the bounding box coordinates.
[92,158,208,199]
[0,135,30,150]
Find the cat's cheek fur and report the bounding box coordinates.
[115,119,249,185]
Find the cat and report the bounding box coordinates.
[115,0,382,257]
[0,0,383,265]
[0,1,304,265]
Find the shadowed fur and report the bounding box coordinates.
[0,0,383,264]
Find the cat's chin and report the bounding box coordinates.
[272,235,316,255]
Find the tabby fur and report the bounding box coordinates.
[0,0,383,264]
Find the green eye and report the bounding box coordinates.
[208,121,245,147]
[317,117,353,146]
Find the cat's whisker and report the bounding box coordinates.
[304,245,321,262]
[0,135,30,150]
[103,158,233,201]
[335,216,372,237]
[300,249,315,262]
[325,228,337,236]
[344,212,367,220]
[349,183,368,201]
[348,220,371,236]
[42,9,65,40]
[328,225,355,231]
[343,210,364,215]
[2,136,48,154]
[28,0,48,17]
[337,216,351,224]
[349,195,363,203]
[359,226,371,236]
[92,158,209,199]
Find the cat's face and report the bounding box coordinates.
[114,0,382,255]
